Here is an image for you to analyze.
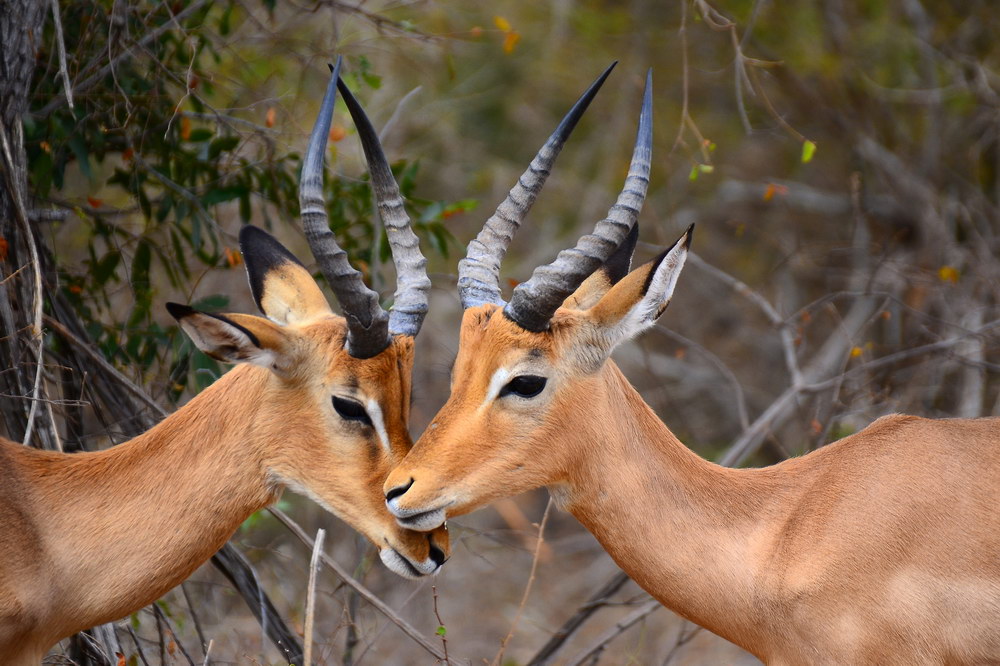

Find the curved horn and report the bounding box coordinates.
[456,62,617,310]
[300,57,390,359]
[504,69,653,332]
[337,77,430,338]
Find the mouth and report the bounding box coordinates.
[385,499,450,532]
[379,548,442,580]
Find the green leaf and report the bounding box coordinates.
[92,251,121,286]
[202,186,244,207]
[801,140,817,163]
[31,150,54,198]
[68,135,93,181]
[188,128,214,142]
[209,135,240,159]
[436,626,447,636]
[191,294,230,310]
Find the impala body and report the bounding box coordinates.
[384,67,1000,664]
[0,60,449,663]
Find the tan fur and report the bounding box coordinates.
[389,293,1000,664]
[1,288,448,664]
[257,259,333,325]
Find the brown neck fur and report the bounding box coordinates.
[3,365,276,651]
[555,362,800,654]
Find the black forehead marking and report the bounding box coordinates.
[528,348,544,359]
[342,376,360,391]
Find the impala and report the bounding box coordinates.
[385,67,1000,664]
[0,60,450,663]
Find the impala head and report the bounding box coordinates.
[168,59,449,578]
[384,68,690,530]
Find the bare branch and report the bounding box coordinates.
[565,600,661,666]
[304,528,326,666]
[492,498,553,666]
[269,507,447,661]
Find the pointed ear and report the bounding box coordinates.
[564,223,640,310]
[167,302,297,376]
[240,225,333,325]
[586,224,692,352]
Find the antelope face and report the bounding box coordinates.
[169,58,449,577]
[384,227,690,532]
[171,229,449,578]
[266,320,450,578]
[384,304,573,529]
[384,65,688,533]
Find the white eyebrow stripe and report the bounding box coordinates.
[480,367,511,411]
[366,399,390,452]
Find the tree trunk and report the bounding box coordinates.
[0,0,57,450]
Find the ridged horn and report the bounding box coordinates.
[504,69,653,332]
[456,62,617,310]
[300,57,390,359]
[337,77,430,338]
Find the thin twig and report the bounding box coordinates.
[0,117,46,446]
[431,586,450,665]
[49,0,74,110]
[43,315,167,417]
[268,507,447,661]
[686,251,803,387]
[180,582,210,661]
[660,622,702,665]
[526,571,631,665]
[565,600,661,666]
[35,0,211,118]
[152,602,197,666]
[491,498,553,666]
[126,625,151,666]
[304,528,326,666]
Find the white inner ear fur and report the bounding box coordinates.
[603,242,689,351]
[179,316,280,371]
[366,398,391,452]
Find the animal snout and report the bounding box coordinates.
[385,477,414,502]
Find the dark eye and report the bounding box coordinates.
[500,375,547,399]
[332,396,372,426]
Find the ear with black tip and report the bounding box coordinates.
[585,224,693,353]
[563,223,641,311]
[168,301,297,375]
[239,225,333,326]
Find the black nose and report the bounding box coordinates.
[428,537,448,567]
[385,477,414,502]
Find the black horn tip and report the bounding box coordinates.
[552,61,617,144]
[638,70,653,146]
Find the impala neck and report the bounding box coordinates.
[557,363,791,653]
[30,365,278,639]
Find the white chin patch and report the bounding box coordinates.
[379,548,438,579]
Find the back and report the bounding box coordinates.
[767,415,1000,663]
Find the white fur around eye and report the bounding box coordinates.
[480,367,511,411]
[366,399,390,452]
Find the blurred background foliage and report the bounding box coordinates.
[5,0,998,662]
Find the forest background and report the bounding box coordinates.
[1,0,997,663]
